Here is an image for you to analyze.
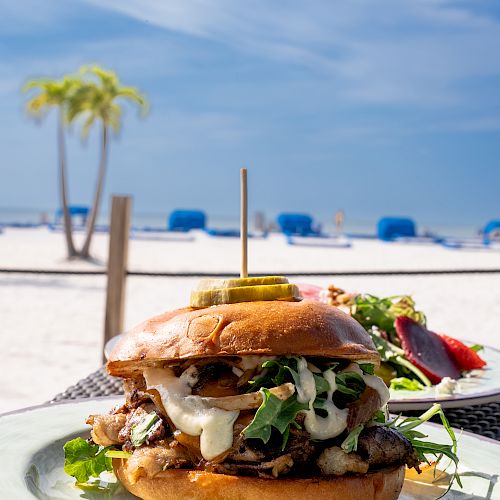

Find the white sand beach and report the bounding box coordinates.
[1,227,499,413]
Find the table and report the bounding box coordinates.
[51,368,500,441]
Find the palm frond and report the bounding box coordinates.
[116,85,149,116]
[82,113,97,139]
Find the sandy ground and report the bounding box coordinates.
[1,227,499,413]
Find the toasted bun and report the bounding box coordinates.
[107,300,380,377]
[107,300,377,378]
[114,461,405,500]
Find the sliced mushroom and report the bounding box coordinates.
[203,383,295,411]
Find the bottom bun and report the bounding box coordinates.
[114,460,405,500]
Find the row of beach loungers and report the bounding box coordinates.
[1,208,500,250]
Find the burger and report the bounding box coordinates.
[64,279,458,499]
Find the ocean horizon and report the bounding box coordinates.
[0,206,485,238]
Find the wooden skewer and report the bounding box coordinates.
[240,167,248,278]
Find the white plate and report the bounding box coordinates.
[104,334,123,360]
[389,345,500,412]
[0,397,499,499]
[105,336,500,412]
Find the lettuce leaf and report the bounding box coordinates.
[63,438,112,484]
[389,377,424,391]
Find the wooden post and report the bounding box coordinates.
[103,195,132,362]
[240,168,248,278]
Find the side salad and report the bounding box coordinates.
[313,285,487,392]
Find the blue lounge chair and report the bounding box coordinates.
[277,213,320,236]
[206,228,241,238]
[168,210,206,232]
[484,220,500,243]
[377,217,416,241]
[55,205,89,224]
[277,213,351,248]
[49,205,99,232]
[440,220,500,250]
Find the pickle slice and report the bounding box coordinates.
[197,276,289,290]
[190,283,300,308]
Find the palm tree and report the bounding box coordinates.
[23,77,80,258]
[67,66,147,259]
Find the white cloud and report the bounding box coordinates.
[82,0,500,107]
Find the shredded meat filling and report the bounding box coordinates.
[124,440,192,484]
[88,360,423,480]
[86,414,127,446]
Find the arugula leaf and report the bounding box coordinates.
[386,403,461,497]
[130,412,160,447]
[389,377,424,391]
[372,410,386,423]
[341,424,364,453]
[248,357,299,392]
[359,363,375,375]
[63,438,112,484]
[243,389,308,449]
[335,372,366,398]
[469,344,483,352]
[313,373,330,394]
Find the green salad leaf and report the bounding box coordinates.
[130,412,160,447]
[352,294,425,341]
[469,344,483,353]
[63,438,112,484]
[389,377,424,391]
[369,330,432,387]
[341,424,364,453]
[243,389,309,449]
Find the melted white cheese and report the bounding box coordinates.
[342,363,390,408]
[296,358,348,440]
[144,368,239,461]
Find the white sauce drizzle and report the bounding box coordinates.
[143,368,239,461]
[342,363,390,408]
[296,358,348,440]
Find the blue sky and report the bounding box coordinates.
[1,0,500,231]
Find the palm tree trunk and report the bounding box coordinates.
[81,123,108,258]
[58,110,77,258]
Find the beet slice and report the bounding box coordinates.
[395,316,461,384]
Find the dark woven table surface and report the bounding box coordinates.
[51,368,500,441]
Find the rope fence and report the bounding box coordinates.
[1,268,500,277]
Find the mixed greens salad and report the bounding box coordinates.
[319,286,487,391]
[352,294,433,390]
